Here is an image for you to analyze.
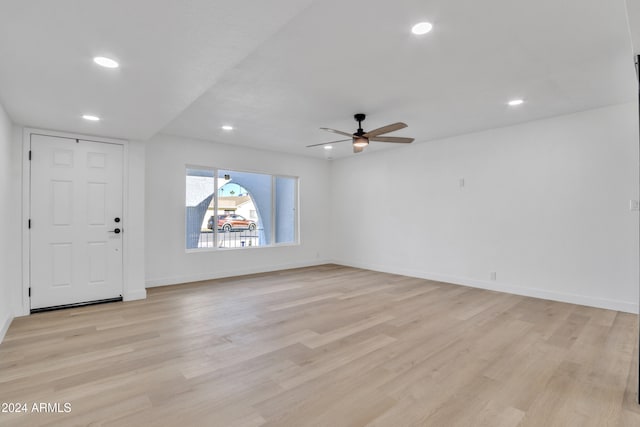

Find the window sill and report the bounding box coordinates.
[185,241,300,254]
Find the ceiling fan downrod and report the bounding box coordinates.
[354,113,366,135]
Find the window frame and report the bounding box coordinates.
[185,165,299,253]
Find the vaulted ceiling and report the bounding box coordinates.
[0,0,637,158]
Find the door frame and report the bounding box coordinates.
[21,128,132,316]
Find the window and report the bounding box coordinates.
[185,167,298,250]
[185,167,215,250]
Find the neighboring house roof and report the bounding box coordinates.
[214,195,252,210]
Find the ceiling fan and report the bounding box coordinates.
[307,113,414,153]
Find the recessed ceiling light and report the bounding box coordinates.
[411,22,433,35]
[221,125,234,131]
[508,99,524,106]
[93,56,119,68]
[82,114,100,121]
[324,145,333,150]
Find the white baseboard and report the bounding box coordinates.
[332,259,639,314]
[145,259,331,288]
[0,312,14,344]
[123,289,147,301]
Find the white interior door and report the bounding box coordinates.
[30,134,124,309]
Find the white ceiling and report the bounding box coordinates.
[0,0,637,158]
[0,0,315,140]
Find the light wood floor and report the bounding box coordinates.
[0,264,638,426]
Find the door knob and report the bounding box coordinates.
[108,228,121,234]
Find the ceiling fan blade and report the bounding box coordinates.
[369,136,414,143]
[364,122,407,138]
[306,139,351,148]
[320,127,353,138]
[353,146,364,153]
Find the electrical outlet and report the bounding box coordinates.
[459,178,465,188]
[630,200,639,211]
[490,272,497,281]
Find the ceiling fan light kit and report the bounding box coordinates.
[308,113,414,154]
[353,137,369,148]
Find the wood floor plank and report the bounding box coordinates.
[0,264,637,426]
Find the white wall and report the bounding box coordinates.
[0,101,19,341]
[145,134,331,286]
[124,140,147,301]
[331,102,639,313]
